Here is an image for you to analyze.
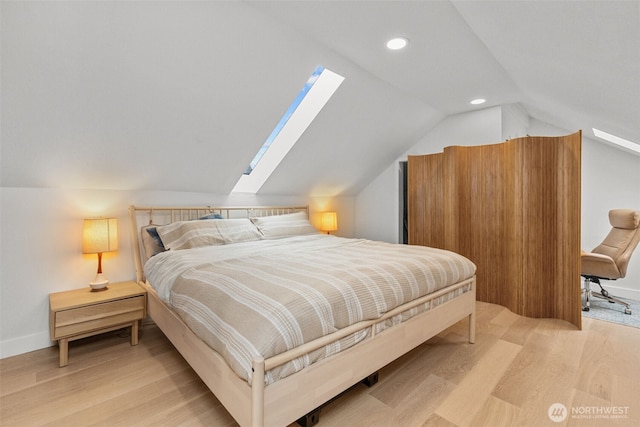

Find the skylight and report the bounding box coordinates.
[232,66,345,194]
[592,128,640,154]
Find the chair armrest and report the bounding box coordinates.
[581,252,621,279]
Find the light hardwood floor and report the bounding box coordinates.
[2,301,639,426]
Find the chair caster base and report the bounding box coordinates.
[582,307,590,312]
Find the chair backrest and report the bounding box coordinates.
[591,209,640,278]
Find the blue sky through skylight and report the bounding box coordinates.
[244,65,325,175]
[231,65,345,194]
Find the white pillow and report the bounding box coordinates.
[157,218,262,250]
[251,211,318,240]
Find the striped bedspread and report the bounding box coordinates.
[144,235,476,385]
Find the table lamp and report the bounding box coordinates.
[320,212,338,235]
[82,218,118,291]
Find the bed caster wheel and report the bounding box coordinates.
[582,307,590,312]
[362,371,379,387]
[297,408,320,427]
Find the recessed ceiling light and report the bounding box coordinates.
[470,98,486,105]
[386,37,408,50]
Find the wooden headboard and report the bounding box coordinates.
[128,205,309,283]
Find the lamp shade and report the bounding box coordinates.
[320,212,338,233]
[82,218,118,254]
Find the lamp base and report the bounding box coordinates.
[89,274,109,291]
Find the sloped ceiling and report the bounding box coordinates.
[2,1,638,196]
[453,0,640,146]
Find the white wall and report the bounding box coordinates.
[0,188,354,358]
[353,163,400,242]
[355,106,503,242]
[355,106,640,300]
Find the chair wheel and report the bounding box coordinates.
[582,307,590,312]
[625,309,632,315]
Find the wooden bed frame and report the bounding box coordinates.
[129,205,476,427]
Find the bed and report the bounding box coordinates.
[129,205,476,427]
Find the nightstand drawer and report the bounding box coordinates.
[53,295,145,339]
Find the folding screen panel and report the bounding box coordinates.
[408,132,582,328]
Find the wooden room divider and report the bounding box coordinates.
[408,131,582,328]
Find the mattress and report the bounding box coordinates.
[144,234,476,385]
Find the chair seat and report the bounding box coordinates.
[581,252,620,280]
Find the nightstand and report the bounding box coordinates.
[49,280,147,367]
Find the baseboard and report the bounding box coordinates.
[0,331,53,359]
[582,281,640,301]
[599,285,640,301]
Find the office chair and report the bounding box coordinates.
[582,209,640,315]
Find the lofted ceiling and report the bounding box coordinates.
[2,0,638,196]
[248,0,639,150]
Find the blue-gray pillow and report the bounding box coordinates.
[141,225,166,260]
[199,213,224,220]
